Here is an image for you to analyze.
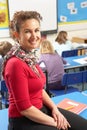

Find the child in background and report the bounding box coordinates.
[39,39,67,91]
[0,41,12,80]
[53,31,73,56]
[0,41,12,93]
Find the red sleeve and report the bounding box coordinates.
[4,57,32,111]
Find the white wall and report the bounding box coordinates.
[0,37,15,45]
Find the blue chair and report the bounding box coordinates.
[82,70,87,90]
[62,49,78,58]
[1,80,9,109]
[49,87,79,96]
[81,70,87,95]
[62,71,84,92]
[49,71,83,96]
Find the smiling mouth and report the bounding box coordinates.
[31,42,37,45]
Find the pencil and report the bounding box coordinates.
[65,106,75,110]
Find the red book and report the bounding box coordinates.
[57,98,87,114]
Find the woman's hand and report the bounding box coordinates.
[52,107,71,130]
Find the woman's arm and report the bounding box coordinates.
[42,89,57,110]
[42,89,71,129]
[21,90,70,130]
[20,105,57,127]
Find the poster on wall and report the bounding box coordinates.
[0,0,9,37]
[58,0,87,31]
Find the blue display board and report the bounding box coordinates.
[58,0,87,22]
[58,0,87,31]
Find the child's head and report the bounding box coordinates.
[0,41,12,57]
[55,31,68,44]
[40,39,55,54]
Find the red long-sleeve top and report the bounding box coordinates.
[4,57,46,117]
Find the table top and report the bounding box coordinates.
[52,92,87,119]
[64,55,87,70]
[0,108,8,130]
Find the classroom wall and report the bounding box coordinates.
[0,37,15,45]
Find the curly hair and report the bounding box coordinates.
[9,11,42,41]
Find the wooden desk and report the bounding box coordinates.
[72,37,87,43]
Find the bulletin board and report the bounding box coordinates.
[58,0,87,31]
[0,0,9,38]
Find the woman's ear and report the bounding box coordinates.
[13,32,19,38]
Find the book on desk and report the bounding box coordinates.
[57,98,87,114]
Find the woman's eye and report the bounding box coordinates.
[35,29,40,32]
[25,30,30,33]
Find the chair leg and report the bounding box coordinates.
[64,86,67,94]
[82,83,85,91]
[5,104,9,108]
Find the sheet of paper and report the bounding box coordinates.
[64,63,70,67]
[39,62,46,67]
[73,57,87,64]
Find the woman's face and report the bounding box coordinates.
[17,19,41,51]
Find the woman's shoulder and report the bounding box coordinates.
[7,56,22,62]
[5,56,26,67]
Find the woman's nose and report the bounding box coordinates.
[31,32,36,38]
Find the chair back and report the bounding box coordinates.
[82,70,87,90]
[62,49,78,58]
[49,70,87,97]
[61,71,84,93]
[61,72,83,86]
[1,80,8,92]
[1,80,9,108]
[49,71,82,97]
[83,70,87,82]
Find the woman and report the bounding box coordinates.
[2,11,87,130]
[39,39,66,90]
[53,31,73,56]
